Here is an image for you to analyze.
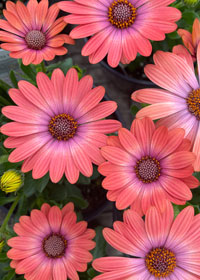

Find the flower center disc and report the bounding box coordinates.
[43,233,67,258]
[48,113,78,141]
[25,30,46,50]
[108,0,136,29]
[146,248,176,277]
[186,88,200,120]
[135,156,161,183]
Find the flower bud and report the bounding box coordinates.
[0,170,24,193]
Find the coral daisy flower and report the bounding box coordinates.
[132,49,200,171]
[0,68,121,183]
[99,117,199,215]
[7,202,96,280]
[0,0,74,65]
[58,0,181,68]
[93,202,200,280]
[174,18,200,62]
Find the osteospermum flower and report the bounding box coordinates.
[7,202,95,280]
[132,49,200,171]
[58,0,181,68]
[0,169,24,193]
[174,18,200,61]
[0,68,121,183]
[93,203,200,280]
[0,0,74,65]
[99,117,198,215]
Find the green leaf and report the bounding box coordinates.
[36,173,49,193]
[0,155,9,164]
[23,172,49,197]
[0,96,11,106]
[48,182,68,201]
[15,194,27,218]
[0,161,22,174]
[90,165,100,180]
[67,196,89,209]
[0,146,8,156]
[46,58,73,75]
[0,79,11,92]
[0,196,16,206]
[2,270,15,280]
[64,182,82,196]
[194,172,200,182]
[182,10,199,25]
[87,267,99,278]
[173,204,180,218]
[18,60,36,83]
[72,65,85,79]
[77,174,91,185]
[167,31,181,40]
[22,173,35,197]
[0,253,8,262]
[62,182,89,209]
[1,266,12,272]
[130,104,140,116]
[173,202,198,218]
[9,71,18,89]
[91,226,106,259]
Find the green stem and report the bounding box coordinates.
[0,195,20,234]
[41,61,46,73]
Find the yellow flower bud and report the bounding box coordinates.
[0,240,4,252]
[0,170,24,193]
[182,0,199,6]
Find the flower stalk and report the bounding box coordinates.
[0,194,21,236]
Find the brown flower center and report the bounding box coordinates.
[134,156,161,183]
[146,248,176,278]
[48,113,78,141]
[43,233,67,258]
[25,30,46,50]
[186,88,200,120]
[108,0,136,29]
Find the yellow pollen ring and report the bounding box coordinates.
[146,248,176,278]
[186,88,200,119]
[108,0,137,29]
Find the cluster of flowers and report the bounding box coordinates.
[0,0,200,279]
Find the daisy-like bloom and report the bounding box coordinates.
[0,169,24,193]
[0,0,74,65]
[93,202,200,280]
[99,117,199,215]
[0,68,121,183]
[132,49,200,171]
[58,0,181,68]
[7,202,95,280]
[174,18,200,61]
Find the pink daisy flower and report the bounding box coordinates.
[0,0,75,65]
[93,202,200,280]
[1,68,121,183]
[58,0,181,68]
[7,202,96,280]
[132,49,200,171]
[176,18,200,61]
[99,117,199,215]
